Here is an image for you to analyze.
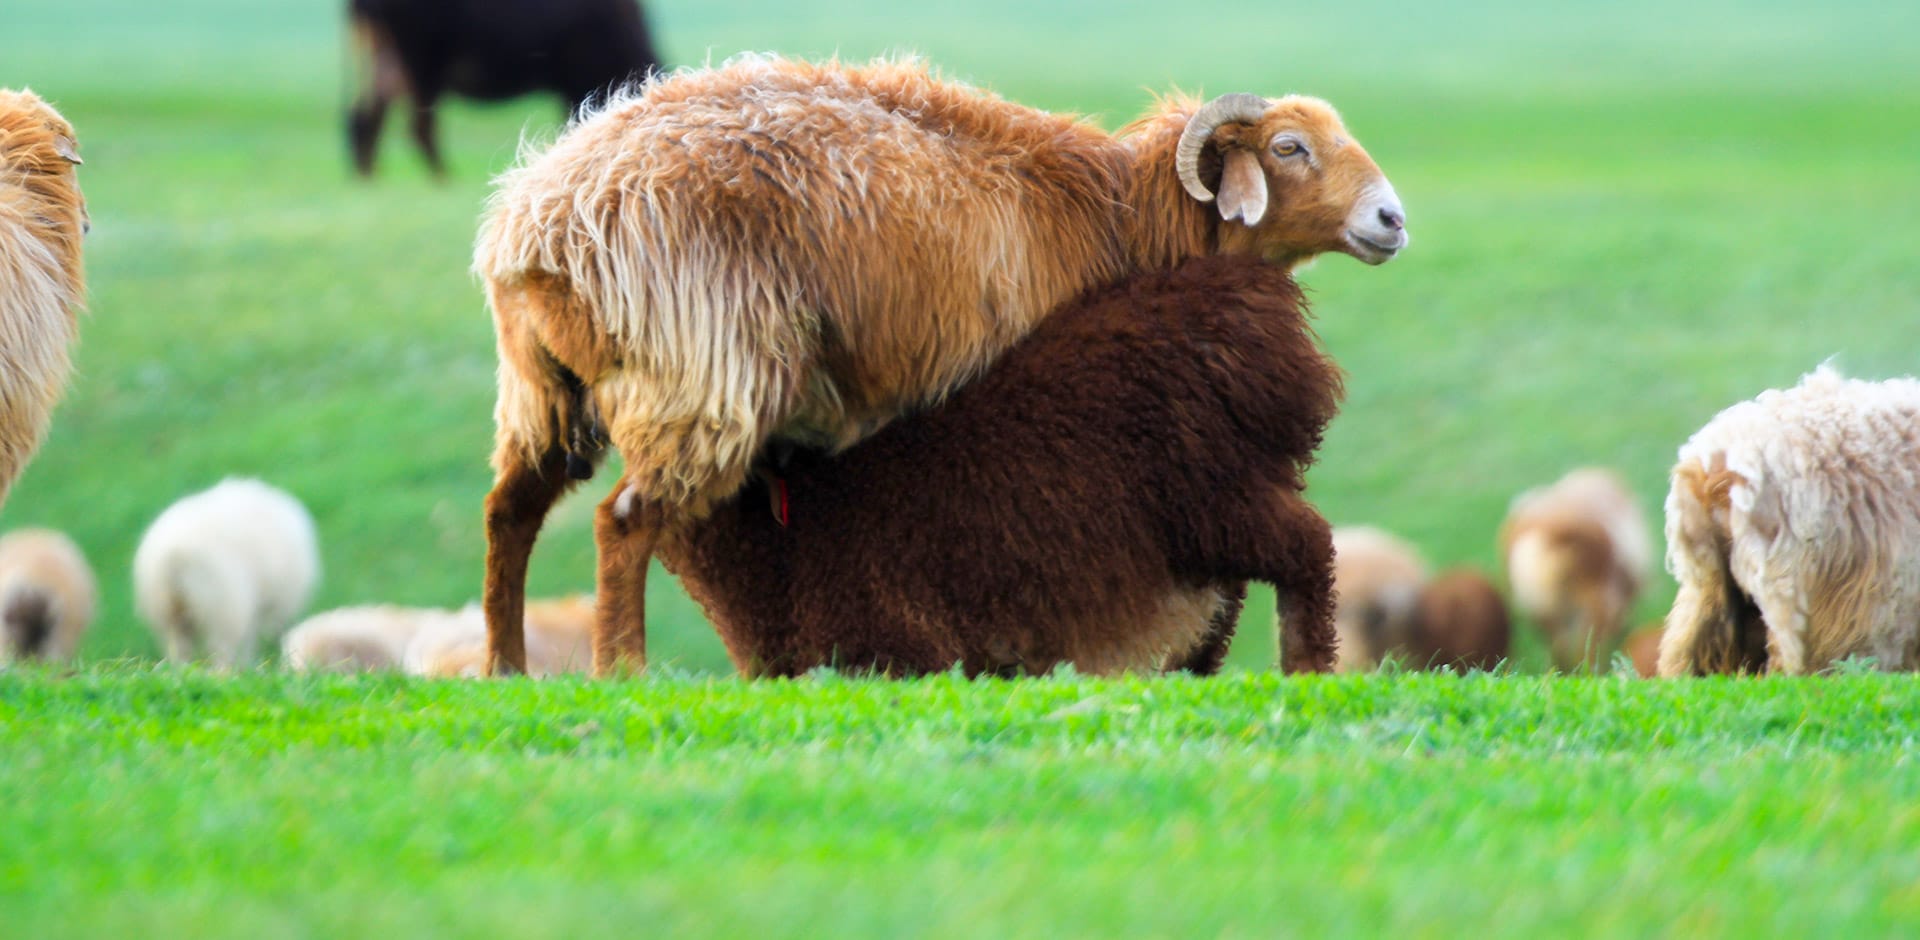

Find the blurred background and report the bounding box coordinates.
[2,0,1916,672]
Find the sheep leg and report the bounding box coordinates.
[592,483,662,676]
[1198,487,1337,673]
[1162,582,1248,675]
[483,448,573,676]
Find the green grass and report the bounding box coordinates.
[6,669,1920,936]
[4,1,1920,934]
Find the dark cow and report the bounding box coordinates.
[346,0,663,177]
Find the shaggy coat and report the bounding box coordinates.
[1500,467,1653,672]
[405,596,594,677]
[347,0,661,176]
[1324,526,1429,672]
[1659,368,1920,675]
[0,528,95,663]
[1402,569,1510,672]
[133,479,321,669]
[0,89,85,508]
[476,55,1406,674]
[657,256,1341,677]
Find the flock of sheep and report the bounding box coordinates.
[3,49,1918,681]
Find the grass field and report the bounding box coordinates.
[4,0,1920,934]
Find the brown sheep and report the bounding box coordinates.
[1659,368,1920,675]
[0,89,86,508]
[1325,526,1430,672]
[475,55,1407,674]
[1500,468,1653,673]
[653,255,1340,677]
[0,528,96,663]
[1401,569,1510,672]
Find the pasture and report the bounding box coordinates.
[3,0,1918,934]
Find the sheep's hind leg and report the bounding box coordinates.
[593,482,663,676]
[484,448,574,676]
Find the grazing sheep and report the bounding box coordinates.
[0,89,86,508]
[1500,467,1653,672]
[1325,526,1430,672]
[1621,624,1663,677]
[0,528,95,663]
[1659,367,1920,675]
[346,0,663,176]
[658,255,1341,677]
[405,596,594,677]
[133,479,321,669]
[1402,569,1510,672]
[282,604,467,672]
[477,55,1407,674]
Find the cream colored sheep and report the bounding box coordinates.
[1325,526,1428,672]
[1500,467,1653,672]
[0,528,95,663]
[406,596,593,678]
[133,478,320,669]
[282,604,470,673]
[1659,367,1920,675]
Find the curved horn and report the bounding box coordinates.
[1175,93,1271,202]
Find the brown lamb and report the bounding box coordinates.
[656,255,1342,677]
[1401,569,1511,672]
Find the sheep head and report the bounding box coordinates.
[1176,93,1405,269]
[0,88,89,246]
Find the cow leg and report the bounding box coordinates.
[593,482,663,676]
[347,94,390,177]
[483,447,575,676]
[411,98,447,178]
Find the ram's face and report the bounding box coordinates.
[1179,94,1406,269]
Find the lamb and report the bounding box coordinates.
[132,478,321,669]
[476,55,1408,674]
[281,603,468,672]
[1401,569,1510,672]
[1325,526,1430,672]
[0,528,95,663]
[405,596,593,677]
[346,0,663,177]
[0,89,86,508]
[1658,367,1920,675]
[1499,467,1653,672]
[653,255,1341,677]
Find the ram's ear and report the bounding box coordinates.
[52,134,82,165]
[1215,150,1266,225]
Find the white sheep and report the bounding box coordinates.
[1659,367,1920,675]
[133,478,320,669]
[1500,467,1653,672]
[0,528,95,663]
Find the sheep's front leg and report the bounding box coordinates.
[483,448,573,676]
[593,482,662,676]
[1191,486,1337,673]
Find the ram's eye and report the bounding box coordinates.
[1272,138,1307,158]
